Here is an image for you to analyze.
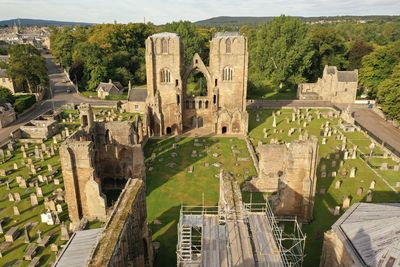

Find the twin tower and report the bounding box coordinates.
[145,32,249,136]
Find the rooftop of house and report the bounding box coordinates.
[128,87,147,102]
[324,65,358,82]
[332,202,400,266]
[96,80,123,93]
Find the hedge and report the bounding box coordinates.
[13,94,36,113]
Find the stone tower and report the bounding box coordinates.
[145,32,248,136]
[145,33,183,136]
[79,103,95,130]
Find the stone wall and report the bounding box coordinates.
[319,230,355,267]
[247,137,319,221]
[89,179,153,267]
[298,65,358,104]
[61,104,146,229]
[145,32,248,136]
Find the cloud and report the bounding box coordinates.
[0,0,399,24]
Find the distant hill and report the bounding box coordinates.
[0,18,93,27]
[195,15,400,27]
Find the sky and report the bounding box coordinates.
[0,0,399,24]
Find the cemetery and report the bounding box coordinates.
[247,107,400,266]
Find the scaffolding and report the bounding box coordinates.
[176,172,306,267]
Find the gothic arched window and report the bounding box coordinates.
[223,67,233,81]
[226,39,231,53]
[161,39,168,54]
[160,68,171,83]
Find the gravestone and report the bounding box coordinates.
[331,171,337,177]
[396,182,400,188]
[349,167,356,178]
[19,179,27,188]
[56,204,63,213]
[14,193,21,202]
[13,163,18,170]
[335,180,342,189]
[8,193,14,202]
[380,163,388,171]
[60,223,70,241]
[5,226,19,242]
[334,206,341,216]
[366,191,373,202]
[356,187,363,196]
[394,165,400,172]
[30,194,38,207]
[0,169,6,176]
[13,206,20,216]
[36,187,43,197]
[342,196,351,209]
[370,180,376,190]
[24,226,30,244]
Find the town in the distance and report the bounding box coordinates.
[0,10,399,267]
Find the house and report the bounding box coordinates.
[123,84,147,114]
[0,103,16,128]
[96,80,123,99]
[0,69,16,94]
[320,203,400,267]
[297,65,358,104]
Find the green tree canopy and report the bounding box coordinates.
[8,44,48,94]
[377,63,400,120]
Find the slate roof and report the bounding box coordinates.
[54,228,103,267]
[96,82,120,93]
[128,88,147,102]
[332,203,400,266]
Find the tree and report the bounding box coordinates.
[7,44,48,94]
[359,41,400,97]
[0,87,14,104]
[250,16,314,92]
[309,26,348,79]
[347,39,374,70]
[377,63,400,120]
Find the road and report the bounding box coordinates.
[0,54,116,142]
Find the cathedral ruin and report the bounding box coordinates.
[60,103,146,228]
[145,32,249,136]
[247,137,319,222]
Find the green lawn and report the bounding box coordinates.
[248,108,400,266]
[144,137,257,267]
[247,89,297,100]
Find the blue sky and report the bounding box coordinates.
[0,0,399,24]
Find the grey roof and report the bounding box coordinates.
[333,203,400,266]
[337,71,358,83]
[128,88,147,102]
[150,32,178,38]
[54,228,103,267]
[214,32,241,38]
[0,69,8,78]
[96,82,120,93]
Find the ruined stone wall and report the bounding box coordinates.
[320,230,356,267]
[249,137,318,221]
[298,66,358,104]
[89,179,153,267]
[145,32,248,136]
[0,109,16,128]
[60,135,107,227]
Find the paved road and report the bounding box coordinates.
[0,54,116,142]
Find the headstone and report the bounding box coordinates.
[366,191,373,202]
[8,193,14,202]
[24,226,30,243]
[335,180,341,189]
[322,138,326,145]
[36,187,43,197]
[0,169,6,176]
[380,163,388,171]
[349,167,356,178]
[356,187,363,196]
[369,180,376,190]
[56,204,63,213]
[394,165,400,172]
[14,193,21,202]
[342,196,351,209]
[13,163,18,170]
[13,206,20,216]
[34,146,40,159]
[19,179,27,188]
[396,182,400,188]
[30,194,38,207]
[54,178,60,185]
[334,206,341,215]
[50,244,58,252]
[60,223,70,241]
[331,171,337,177]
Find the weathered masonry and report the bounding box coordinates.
[145,32,248,136]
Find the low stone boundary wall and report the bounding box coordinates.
[245,136,259,175]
